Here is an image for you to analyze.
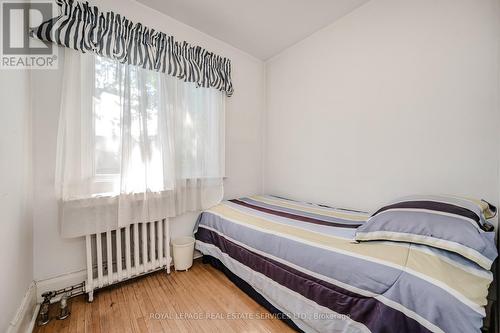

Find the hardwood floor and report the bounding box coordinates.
[33,260,295,333]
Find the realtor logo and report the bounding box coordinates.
[1,0,57,69]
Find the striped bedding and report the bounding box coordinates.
[194,195,494,333]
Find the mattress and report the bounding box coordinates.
[194,195,493,333]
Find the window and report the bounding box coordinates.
[76,54,225,197]
[56,49,226,236]
[93,57,122,177]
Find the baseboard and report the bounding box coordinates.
[6,281,37,333]
[36,270,87,303]
[26,304,40,333]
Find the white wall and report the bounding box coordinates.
[265,0,500,212]
[32,0,265,281]
[32,0,500,287]
[0,70,34,331]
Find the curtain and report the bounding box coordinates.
[57,48,224,238]
[31,0,233,96]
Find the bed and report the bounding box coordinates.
[194,195,494,333]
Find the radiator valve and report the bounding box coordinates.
[58,293,70,320]
[37,291,56,326]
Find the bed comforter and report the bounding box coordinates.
[194,195,493,333]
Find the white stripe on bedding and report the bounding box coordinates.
[204,210,408,270]
[204,210,488,313]
[197,225,445,333]
[197,240,373,333]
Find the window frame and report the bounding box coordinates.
[80,53,226,197]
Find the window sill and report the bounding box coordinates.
[62,178,227,205]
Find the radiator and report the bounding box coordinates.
[84,219,171,302]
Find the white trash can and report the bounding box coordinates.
[172,236,195,271]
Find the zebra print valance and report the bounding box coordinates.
[31,0,234,96]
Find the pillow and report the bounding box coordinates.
[466,197,497,220]
[355,195,498,270]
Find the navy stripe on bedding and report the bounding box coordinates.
[202,255,305,333]
[229,199,362,229]
[196,226,432,333]
[372,201,482,228]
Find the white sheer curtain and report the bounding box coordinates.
[57,49,224,238]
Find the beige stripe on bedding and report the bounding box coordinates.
[207,203,491,308]
[251,195,369,221]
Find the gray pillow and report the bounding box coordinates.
[355,195,497,270]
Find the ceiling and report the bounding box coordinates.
[136,0,370,60]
